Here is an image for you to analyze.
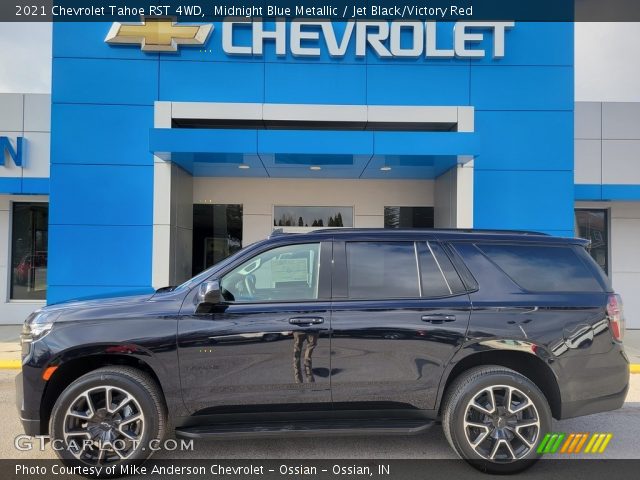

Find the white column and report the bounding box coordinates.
[152,102,174,288]
[152,157,173,289]
[456,159,474,228]
[434,160,474,229]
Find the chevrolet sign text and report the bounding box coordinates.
[222,20,514,59]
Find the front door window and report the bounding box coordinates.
[221,243,321,303]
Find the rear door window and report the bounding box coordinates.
[476,243,603,292]
[346,242,420,299]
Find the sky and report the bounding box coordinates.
[0,23,52,94]
[0,22,639,102]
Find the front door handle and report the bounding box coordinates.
[289,317,324,326]
[421,314,456,324]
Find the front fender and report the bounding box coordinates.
[34,317,186,419]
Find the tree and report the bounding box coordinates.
[298,216,304,227]
[384,207,400,229]
[336,212,344,227]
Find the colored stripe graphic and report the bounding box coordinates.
[574,433,589,453]
[584,433,598,453]
[586,433,613,454]
[551,433,566,453]
[544,434,558,453]
[541,433,565,453]
[537,433,552,454]
[568,434,581,453]
[541,433,613,454]
[567,433,585,453]
[560,433,575,453]
[598,434,613,453]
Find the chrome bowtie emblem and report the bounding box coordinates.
[105,16,213,52]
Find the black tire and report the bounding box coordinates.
[49,366,167,476]
[442,366,552,474]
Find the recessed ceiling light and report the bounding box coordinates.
[380,166,392,171]
[310,166,322,171]
[238,164,250,169]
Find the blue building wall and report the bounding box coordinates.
[49,21,574,304]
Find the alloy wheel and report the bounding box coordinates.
[463,384,540,462]
[62,386,145,464]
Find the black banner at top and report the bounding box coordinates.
[1,0,640,22]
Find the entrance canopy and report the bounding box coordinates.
[150,102,478,179]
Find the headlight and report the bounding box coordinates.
[20,310,60,346]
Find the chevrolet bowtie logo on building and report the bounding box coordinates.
[105,17,213,52]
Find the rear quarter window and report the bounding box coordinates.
[476,243,604,293]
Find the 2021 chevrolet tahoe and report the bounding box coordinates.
[16,229,629,474]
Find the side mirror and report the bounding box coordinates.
[197,280,221,306]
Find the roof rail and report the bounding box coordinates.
[307,228,550,236]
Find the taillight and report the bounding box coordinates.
[607,294,625,342]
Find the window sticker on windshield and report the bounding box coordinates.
[271,258,309,283]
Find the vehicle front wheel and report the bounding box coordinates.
[49,366,166,473]
[442,366,551,474]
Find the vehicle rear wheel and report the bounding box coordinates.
[49,366,166,474]
[442,366,551,474]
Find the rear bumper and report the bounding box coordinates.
[558,345,630,419]
[560,380,628,419]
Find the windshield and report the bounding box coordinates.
[173,238,270,292]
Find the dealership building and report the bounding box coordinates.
[0,20,639,327]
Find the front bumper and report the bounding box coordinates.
[15,371,42,436]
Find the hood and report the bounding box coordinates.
[50,288,155,306]
[39,289,156,316]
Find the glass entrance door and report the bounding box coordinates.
[192,204,243,276]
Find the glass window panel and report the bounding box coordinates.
[346,242,419,299]
[11,203,48,300]
[477,244,603,293]
[221,243,321,303]
[429,243,466,294]
[384,207,434,228]
[193,204,243,276]
[575,209,609,275]
[418,246,452,297]
[274,206,353,228]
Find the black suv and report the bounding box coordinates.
[17,229,629,474]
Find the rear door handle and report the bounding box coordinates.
[289,317,324,326]
[421,314,456,324]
